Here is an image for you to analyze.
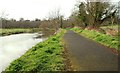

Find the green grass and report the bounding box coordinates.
[71,27,119,50]
[0,28,40,36]
[5,29,66,72]
[100,25,119,29]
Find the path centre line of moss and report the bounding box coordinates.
[5,29,67,72]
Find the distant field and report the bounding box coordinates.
[0,28,40,36]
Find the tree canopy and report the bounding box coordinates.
[77,0,117,28]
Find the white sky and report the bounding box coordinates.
[0,0,77,20]
[0,0,119,20]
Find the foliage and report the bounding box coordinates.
[71,27,119,50]
[5,29,66,72]
[77,0,117,27]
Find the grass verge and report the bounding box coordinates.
[4,29,66,72]
[100,25,119,29]
[71,27,119,50]
[0,28,40,36]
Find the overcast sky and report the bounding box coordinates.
[0,0,119,20]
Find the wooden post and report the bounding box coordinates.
[60,16,63,28]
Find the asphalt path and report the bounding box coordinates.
[63,30,118,71]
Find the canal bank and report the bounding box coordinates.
[0,33,44,72]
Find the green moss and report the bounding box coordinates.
[5,29,66,72]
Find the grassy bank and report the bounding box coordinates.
[0,28,40,36]
[71,27,119,50]
[100,25,119,29]
[5,29,66,72]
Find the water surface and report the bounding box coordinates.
[0,33,43,72]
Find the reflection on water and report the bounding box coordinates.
[0,33,43,72]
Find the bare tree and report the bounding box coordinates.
[0,11,9,28]
[0,18,2,28]
[48,8,64,28]
[39,8,64,36]
[0,10,8,20]
[48,8,61,20]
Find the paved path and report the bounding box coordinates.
[63,30,118,71]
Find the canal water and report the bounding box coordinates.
[0,33,43,72]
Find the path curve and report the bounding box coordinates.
[63,30,118,71]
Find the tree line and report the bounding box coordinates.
[0,0,120,30]
[67,0,120,29]
[0,19,41,28]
